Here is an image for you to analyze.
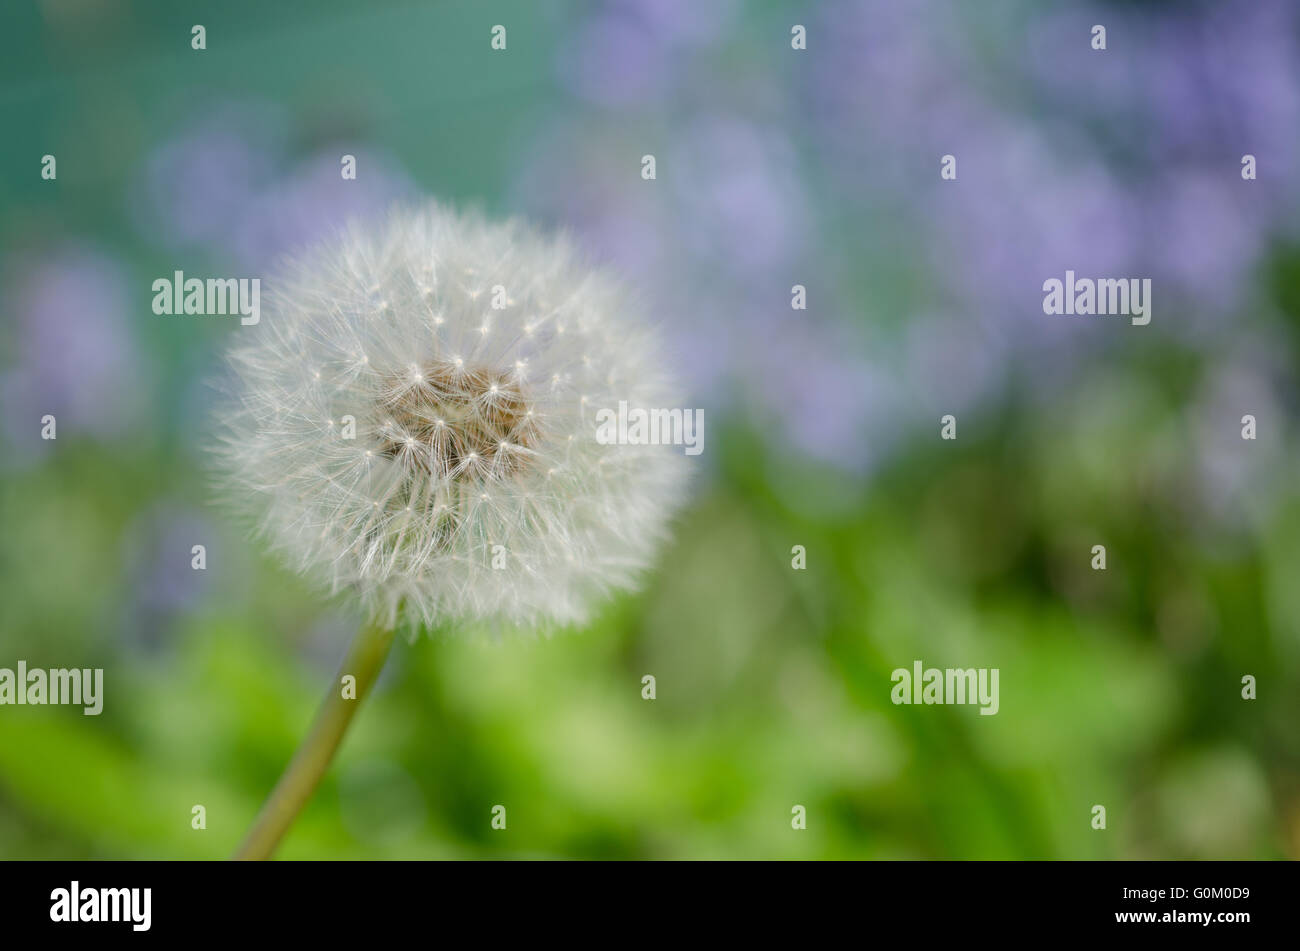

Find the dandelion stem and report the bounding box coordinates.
[233,619,396,860]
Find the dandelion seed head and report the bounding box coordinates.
[213,203,687,631]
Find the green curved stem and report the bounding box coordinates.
[233,619,396,860]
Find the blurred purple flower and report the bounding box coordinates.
[558,0,738,107]
[807,0,1300,349]
[1,244,147,461]
[230,149,416,273]
[1028,1,1300,179]
[1022,0,1300,308]
[511,122,674,288]
[531,0,1300,475]
[131,103,284,250]
[805,0,980,180]
[931,121,1141,325]
[562,12,677,107]
[515,116,808,309]
[1140,169,1263,316]
[753,337,890,473]
[512,115,848,462]
[668,117,809,283]
[900,313,1007,420]
[134,103,416,273]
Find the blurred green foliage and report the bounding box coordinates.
[1,384,1297,858]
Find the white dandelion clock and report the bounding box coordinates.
[218,204,689,858]
[217,204,687,629]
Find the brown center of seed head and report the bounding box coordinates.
[378,360,539,478]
